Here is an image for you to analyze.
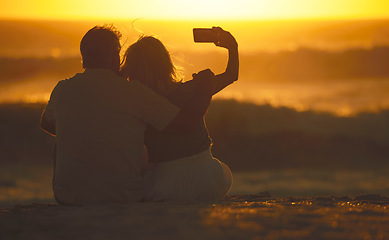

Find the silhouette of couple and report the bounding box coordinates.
[41,25,239,205]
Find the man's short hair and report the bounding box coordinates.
[80,25,122,69]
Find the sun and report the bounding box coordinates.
[152,0,257,20]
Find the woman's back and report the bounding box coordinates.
[144,80,212,163]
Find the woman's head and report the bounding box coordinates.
[120,36,180,95]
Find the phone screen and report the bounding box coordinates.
[193,28,214,43]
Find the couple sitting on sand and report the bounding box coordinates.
[41,25,239,205]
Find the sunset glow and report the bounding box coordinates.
[1,0,388,20]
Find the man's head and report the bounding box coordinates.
[80,25,122,72]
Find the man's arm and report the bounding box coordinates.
[40,109,56,136]
[163,69,214,132]
[40,80,63,136]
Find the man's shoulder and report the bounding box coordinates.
[50,74,79,93]
[65,72,86,82]
[56,72,83,85]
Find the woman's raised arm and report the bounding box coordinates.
[209,27,239,95]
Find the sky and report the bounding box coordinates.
[1,0,389,21]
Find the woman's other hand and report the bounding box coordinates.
[192,69,215,92]
[213,27,238,50]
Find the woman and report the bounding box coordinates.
[120,27,239,201]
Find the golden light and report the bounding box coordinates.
[0,0,388,20]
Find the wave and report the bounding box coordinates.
[184,46,389,81]
[1,101,388,170]
[2,46,389,85]
[207,100,389,170]
[0,57,82,84]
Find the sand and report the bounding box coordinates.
[0,193,388,240]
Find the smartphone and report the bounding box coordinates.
[193,28,215,43]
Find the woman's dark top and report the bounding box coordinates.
[144,79,212,163]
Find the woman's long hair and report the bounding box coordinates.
[120,36,181,96]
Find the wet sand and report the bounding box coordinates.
[1,193,388,240]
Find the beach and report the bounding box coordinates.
[1,193,388,240]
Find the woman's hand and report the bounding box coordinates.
[192,69,215,80]
[213,27,238,50]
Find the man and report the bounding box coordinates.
[41,25,213,205]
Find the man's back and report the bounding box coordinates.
[44,68,179,204]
